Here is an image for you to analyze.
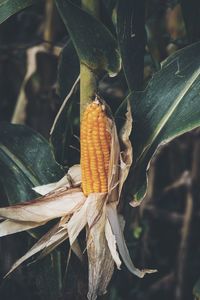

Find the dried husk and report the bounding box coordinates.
[86,194,114,300]
[118,101,133,197]
[5,222,68,277]
[0,187,84,223]
[106,202,156,278]
[106,103,156,278]
[33,164,81,195]
[105,218,121,269]
[0,219,46,237]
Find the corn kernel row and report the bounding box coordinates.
[80,101,111,196]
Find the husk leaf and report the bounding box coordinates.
[106,202,157,278]
[87,194,114,300]
[0,188,84,223]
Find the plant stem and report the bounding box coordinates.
[80,64,97,117]
[80,0,99,118]
[44,0,56,51]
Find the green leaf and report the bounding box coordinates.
[57,40,79,100]
[117,0,145,91]
[193,277,200,300]
[181,0,200,43]
[32,252,62,300]
[116,41,200,202]
[99,1,116,36]
[0,123,64,204]
[50,80,80,166]
[101,0,117,14]
[51,41,80,165]
[55,0,121,76]
[0,124,64,299]
[0,0,39,24]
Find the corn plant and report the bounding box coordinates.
[0,1,200,300]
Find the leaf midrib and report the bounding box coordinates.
[0,143,40,187]
[142,66,200,157]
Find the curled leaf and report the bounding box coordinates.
[33,176,70,196]
[106,202,157,278]
[33,165,81,195]
[67,164,82,186]
[105,218,121,269]
[117,41,200,202]
[118,101,133,197]
[108,123,120,202]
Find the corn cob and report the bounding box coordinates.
[80,100,111,196]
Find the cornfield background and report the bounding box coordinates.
[0,0,200,300]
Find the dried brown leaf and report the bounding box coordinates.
[67,197,88,245]
[0,188,85,223]
[67,164,81,186]
[71,239,84,262]
[118,101,133,197]
[107,202,157,278]
[0,219,46,237]
[108,123,120,203]
[33,165,81,195]
[87,194,114,300]
[105,218,121,269]
[5,222,68,277]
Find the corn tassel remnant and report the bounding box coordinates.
[81,100,111,196]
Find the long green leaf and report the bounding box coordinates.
[181,0,200,43]
[117,0,145,91]
[0,0,39,24]
[193,277,200,300]
[50,77,80,166]
[55,0,121,76]
[116,41,200,201]
[0,123,64,204]
[51,41,80,165]
[0,124,64,299]
[57,40,79,100]
[32,252,62,300]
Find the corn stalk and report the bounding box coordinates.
[80,0,99,118]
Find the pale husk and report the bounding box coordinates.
[5,222,68,277]
[107,122,120,202]
[106,202,156,278]
[67,198,88,246]
[118,101,133,198]
[86,194,114,300]
[105,218,121,269]
[33,164,81,195]
[0,188,85,223]
[0,219,46,237]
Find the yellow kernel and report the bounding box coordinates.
[80,100,111,196]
